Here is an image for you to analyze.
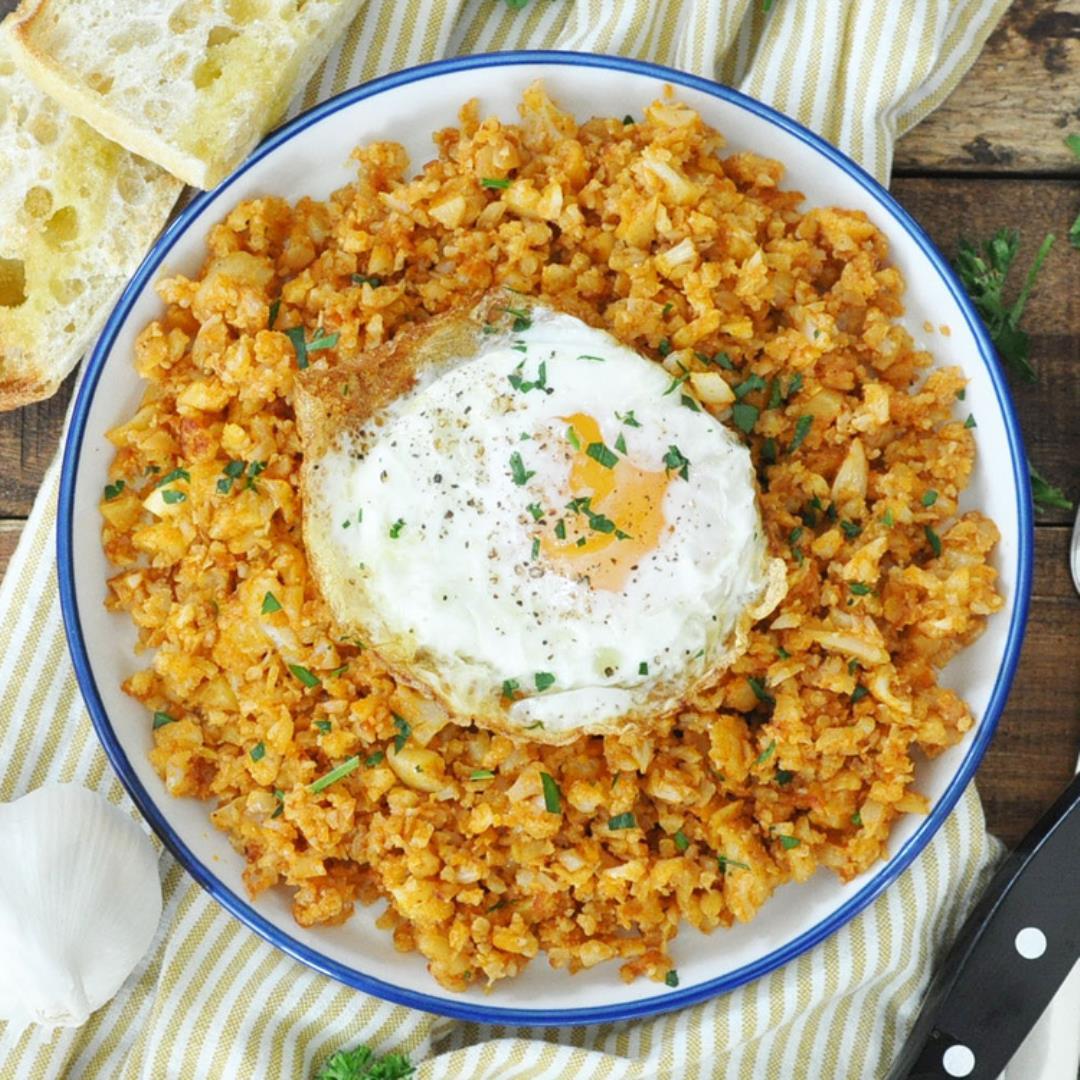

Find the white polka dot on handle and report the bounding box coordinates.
[942,1043,975,1077]
[1015,926,1047,960]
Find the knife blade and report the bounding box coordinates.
[887,770,1080,1080]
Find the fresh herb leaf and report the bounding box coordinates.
[925,525,942,558]
[717,854,750,872]
[481,177,510,189]
[658,337,672,357]
[1030,465,1073,510]
[540,772,561,814]
[104,479,126,501]
[289,664,321,688]
[616,409,641,427]
[840,520,862,539]
[308,756,361,795]
[851,685,869,703]
[849,582,872,596]
[554,519,566,540]
[268,298,281,329]
[392,713,411,753]
[155,467,190,489]
[365,751,385,768]
[261,591,282,614]
[953,228,1054,381]
[733,374,765,400]
[250,741,266,762]
[674,830,690,852]
[245,461,267,491]
[608,812,636,830]
[713,352,735,370]
[527,502,544,522]
[665,970,679,988]
[566,425,581,450]
[614,432,628,454]
[307,330,340,353]
[882,508,895,527]
[577,354,606,362]
[510,451,535,485]
[161,489,187,505]
[585,442,618,469]
[760,437,777,465]
[754,739,776,765]
[351,274,382,288]
[788,415,813,454]
[315,720,332,733]
[965,414,977,429]
[470,769,496,781]
[152,711,176,729]
[314,1044,414,1080]
[502,678,520,701]
[731,402,758,435]
[389,518,405,539]
[921,490,939,507]
[747,677,775,706]
[638,661,649,676]
[663,445,690,480]
[534,671,555,692]
[852,811,863,827]
[499,305,532,333]
[680,393,701,412]
[775,770,794,785]
[778,834,801,850]
[285,326,310,369]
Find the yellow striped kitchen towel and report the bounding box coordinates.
[0,1,1010,1077]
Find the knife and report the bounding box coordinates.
[886,770,1080,1080]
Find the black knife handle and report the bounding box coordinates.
[887,771,1080,1080]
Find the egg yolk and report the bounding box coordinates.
[540,412,670,590]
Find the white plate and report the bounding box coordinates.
[58,51,1033,1025]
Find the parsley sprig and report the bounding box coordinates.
[314,1043,413,1080]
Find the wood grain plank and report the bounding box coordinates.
[895,0,1080,175]
[979,524,1080,845]
[0,519,21,580]
[892,177,1080,524]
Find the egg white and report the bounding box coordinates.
[307,308,783,740]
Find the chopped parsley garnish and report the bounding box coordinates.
[284,326,309,369]
[921,490,939,507]
[662,302,674,317]
[540,772,561,814]
[554,519,567,540]
[755,739,776,765]
[658,337,672,357]
[389,518,405,538]
[784,373,804,401]
[245,461,267,491]
[481,177,510,189]
[328,664,348,678]
[733,373,765,400]
[250,741,266,762]
[680,393,700,412]
[849,582,872,596]
[470,769,496,781]
[953,228,1053,381]
[534,671,555,692]
[509,451,535,485]
[365,751,385,768]
[840,520,862,539]
[608,812,636,830]
[768,378,782,411]
[307,330,340,352]
[717,854,750,872]
[614,432,628,454]
[268,298,281,329]
[289,664,321,688]
[585,442,618,469]
[674,830,690,852]
[351,274,382,287]
[760,437,778,465]
[713,352,735,370]
[777,647,790,660]
[392,713,411,753]
[577,354,606,362]
[851,685,869,703]
[1031,465,1073,511]
[261,591,282,614]
[731,402,758,434]
[965,414,977,429]
[778,834,801,850]
[501,678,520,701]
[616,410,641,427]
[925,525,942,557]
[566,425,581,450]
[526,721,545,730]
[852,811,863,827]
[161,489,187,505]
[509,359,549,395]
[152,711,176,729]
[623,114,634,124]
[315,720,332,733]
[775,769,794,785]
[663,369,689,395]
[531,537,540,560]
[527,502,544,522]
[788,415,813,454]
[747,677,775,706]
[882,508,895,527]
[665,970,679,988]
[499,305,532,333]
[663,445,690,480]
[271,790,284,818]
[104,479,125,501]
[308,755,360,794]
[156,467,190,489]
[217,459,246,493]
[638,661,648,676]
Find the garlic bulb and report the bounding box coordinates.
[0,784,162,1033]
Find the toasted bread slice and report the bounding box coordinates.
[0,22,181,411]
[6,0,364,189]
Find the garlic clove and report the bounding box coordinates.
[0,784,163,1033]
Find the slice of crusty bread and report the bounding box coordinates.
[0,22,181,411]
[6,0,364,189]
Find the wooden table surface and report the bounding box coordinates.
[1,0,1078,848]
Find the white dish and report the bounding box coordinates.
[58,52,1032,1025]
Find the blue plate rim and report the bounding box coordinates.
[57,48,1033,1027]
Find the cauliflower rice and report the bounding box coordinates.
[100,85,1003,991]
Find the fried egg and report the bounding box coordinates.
[298,297,785,743]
